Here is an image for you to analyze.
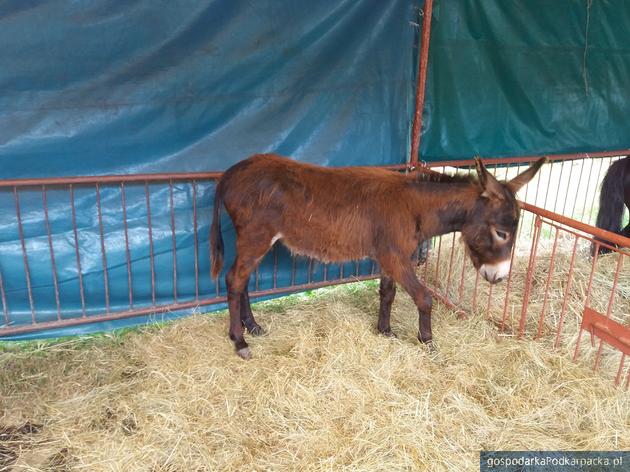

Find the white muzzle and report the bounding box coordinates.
[479,259,511,284]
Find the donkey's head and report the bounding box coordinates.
[461,157,547,284]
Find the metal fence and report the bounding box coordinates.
[1,158,629,389]
[419,196,630,389]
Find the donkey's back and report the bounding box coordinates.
[214,154,415,267]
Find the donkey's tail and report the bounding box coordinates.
[595,157,628,235]
[211,179,225,279]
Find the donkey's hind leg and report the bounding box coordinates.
[226,252,268,359]
[377,275,397,337]
[240,276,265,336]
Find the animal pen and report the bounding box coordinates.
[1,1,630,468]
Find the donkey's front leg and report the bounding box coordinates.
[377,275,397,337]
[391,262,434,349]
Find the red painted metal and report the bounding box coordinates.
[580,307,630,360]
[168,180,178,303]
[42,186,62,320]
[144,182,157,305]
[0,273,381,337]
[536,228,559,339]
[520,201,630,249]
[409,0,434,166]
[192,181,200,301]
[69,185,87,317]
[426,148,630,168]
[95,183,110,313]
[120,183,134,307]
[554,238,578,348]
[0,269,8,326]
[518,216,542,337]
[13,187,36,323]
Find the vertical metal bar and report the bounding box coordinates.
[95,183,110,313]
[145,182,157,304]
[192,181,200,301]
[69,185,87,317]
[42,185,62,320]
[422,238,431,281]
[0,267,9,326]
[457,255,467,305]
[273,245,279,289]
[255,264,260,291]
[587,157,605,225]
[290,256,297,286]
[14,187,36,322]
[409,0,434,166]
[434,235,443,286]
[120,183,133,308]
[307,259,314,284]
[445,236,456,297]
[579,158,594,223]
[593,340,605,372]
[169,180,178,303]
[499,241,518,333]
[615,354,626,387]
[518,216,542,337]
[354,260,360,277]
[554,160,567,214]
[554,237,579,348]
[535,227,560,339]
[471,270,481,313]
[584,242,600,308]
[485,283,494,316]
[605,254,623,318]
[562,161,576,216]
[570,159,586,220]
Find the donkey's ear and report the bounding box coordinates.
[475,156,504,199]
[506,157,548,194]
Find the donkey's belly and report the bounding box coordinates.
[280,228,372,263]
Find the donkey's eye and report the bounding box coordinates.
[493,229,509,241]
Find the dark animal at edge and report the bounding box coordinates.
[211,154,546,359]
[593,156,630,255]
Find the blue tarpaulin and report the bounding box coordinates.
[3,0,630,339]
[0,0,420,339]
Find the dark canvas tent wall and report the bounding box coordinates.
[2,0,630,339]
[421,0,630,160]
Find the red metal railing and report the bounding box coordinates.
[1,158,628,389]
[420,198,630,389]
[0,173,383,337]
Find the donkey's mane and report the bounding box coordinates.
[411,168,477,185]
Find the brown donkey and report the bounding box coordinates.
[211,154,546,359]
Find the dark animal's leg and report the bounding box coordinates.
[240,277,265,336]
[377,275,397,337]
[382,257,433,348]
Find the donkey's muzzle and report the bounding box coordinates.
[479,260,511,284]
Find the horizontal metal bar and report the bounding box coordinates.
[521,201,630,249]
[0,172,222,187]
[0,164,411,187]
[427,148,630,168]
[0,274,381,337]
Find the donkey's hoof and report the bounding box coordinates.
[236,347,252,360]
[423,340,438,354]
[248,324,266,336]
[378,328,398,338]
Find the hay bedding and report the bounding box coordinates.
[1,281,629,472]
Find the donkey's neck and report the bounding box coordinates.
[413,182,479,238]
